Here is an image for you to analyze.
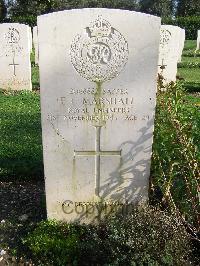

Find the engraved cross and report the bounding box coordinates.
[9,56,19,76]
[74,126,121,197]
[158,59,167,73]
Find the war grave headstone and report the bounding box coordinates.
[33,26,39,65]
[0,23,32,91]
[38,9,161,223]
[29,26,33,52]
[158,25,182,83]
[197,30,200,50]
[178,28,185,63]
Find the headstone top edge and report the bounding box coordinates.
[161,24,182,31]
[37,8,161,22]
[0,23,29,26]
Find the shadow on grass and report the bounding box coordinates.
[0,91,43,181]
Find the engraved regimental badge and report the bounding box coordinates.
[70,15,129,83]
[5,27,20,44]
[2,27,23,56]
[160,29,171,49]
[159,29,172,60]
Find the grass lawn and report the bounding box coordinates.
[178,40,200,93]
[178,68,200,82]
[0,90,43,180]
[31,51,40,90]
[183,40,197,50]
[32,66,40,90]
[181,56,200,63]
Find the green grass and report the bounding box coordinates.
[178,68,200,82]
[181,56,200,64]
[30,50,35,64]
[178,40,200,92]
[152,83,200,229]
[20,209,195,265]
[183,40,196,50]
[32,66,39,90]
[0,90,43,180]
[31,50,40,90]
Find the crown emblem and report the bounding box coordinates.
[88,15,112,37]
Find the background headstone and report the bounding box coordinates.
[29,26,33,52]
[0,23,32,91]
[33,26,39,65]
[158,25,182,83]
[197,30,200,50]
[38,9,161,222]
[178,28,185,63]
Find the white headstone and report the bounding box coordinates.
[0,23,32,91]
[33,26,39,65]
[197,30,200,50]
[158,25,182,83]
[29,26,33,52]
[178,28,185,63]
[38,9,161,223]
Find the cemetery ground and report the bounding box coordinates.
[0,40,199,265]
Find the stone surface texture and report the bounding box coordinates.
[38,9,161,222]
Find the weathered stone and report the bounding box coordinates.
[38,9,161,223]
